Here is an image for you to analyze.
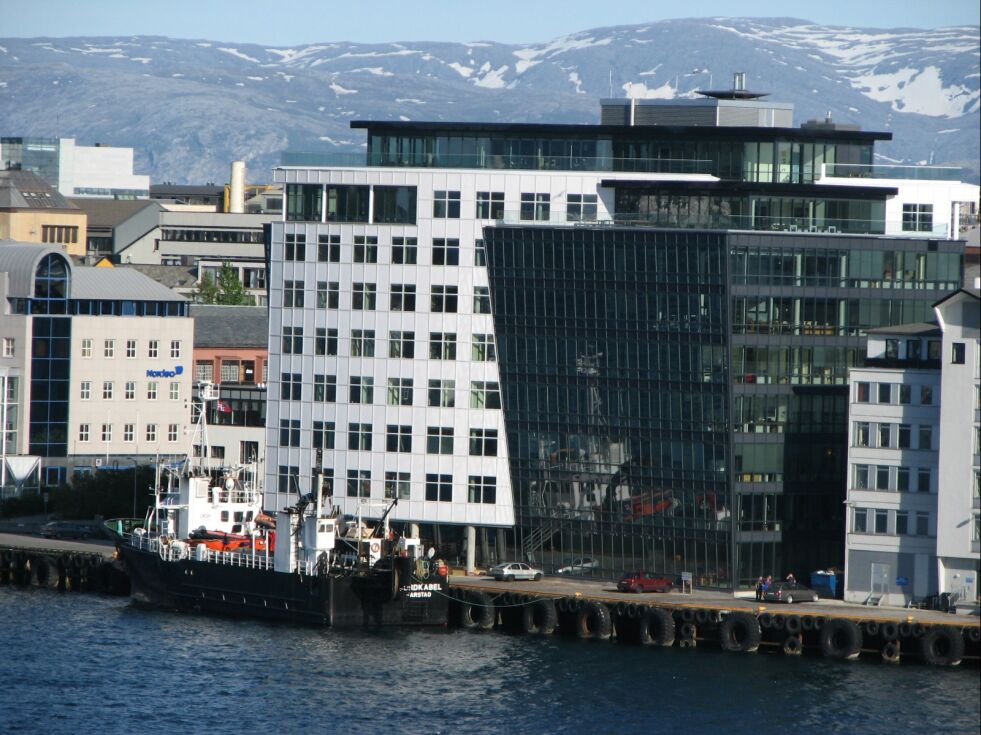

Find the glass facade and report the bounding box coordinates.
[485,226,732,587]
[484,224,963,589]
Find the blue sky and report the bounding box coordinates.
[3,0,979,45]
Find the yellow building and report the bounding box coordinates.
[0,169,87,256]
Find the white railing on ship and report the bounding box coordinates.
[123,532,275,571]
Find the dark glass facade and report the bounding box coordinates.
[485,225,964,589]
[484,226,733,587]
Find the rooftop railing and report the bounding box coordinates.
[822,163,965,182]
[280,151,715,175]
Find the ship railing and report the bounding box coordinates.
[123,532,275,570]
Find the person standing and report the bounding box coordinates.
[755,576,764,601]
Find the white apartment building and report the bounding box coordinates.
[845,325,942,606]
[934,288,981,612]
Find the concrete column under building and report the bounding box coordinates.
[466,525,476,575]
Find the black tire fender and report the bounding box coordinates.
[784,615,802,635]
[919,626,964,667]
[521,599,557,635]
[881,640,901,663]
[637,607,675,647]
[820,619,863,660]
[694,609,710,625]
[771,613,786,631]
[575,601,612,640]
[863,620,880,637]
[459,590,495,630]
[681,608,696,623]
[782,634,803,655]
[880,621,899,641]
[718,613,761,653]
[800,615,815,632]
[758,612,773,629]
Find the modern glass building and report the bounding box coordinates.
[267,87,977,586]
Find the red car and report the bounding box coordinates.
[617,571,674,593]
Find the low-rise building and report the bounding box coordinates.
[0,170,87,257]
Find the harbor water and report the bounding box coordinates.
[1,588,978,735]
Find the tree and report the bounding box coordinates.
[195,263,253,305]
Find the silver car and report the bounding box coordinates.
[488,562,544,581]
[555,557,600,575]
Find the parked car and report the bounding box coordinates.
[555,557,600,575]
[40,521,93,540]
[488,562,544,581]
[762,581,819,604]
[617,571,674,593]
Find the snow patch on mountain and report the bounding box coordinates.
[852,65,978,117]
[330,82,357,95]
[474,65,509,88]
[448,62,473,78]
[217,47,260,63]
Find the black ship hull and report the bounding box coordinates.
[118,544,449,627]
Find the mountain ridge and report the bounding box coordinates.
[1,16,977,183]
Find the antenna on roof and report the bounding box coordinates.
[608,68,613,98]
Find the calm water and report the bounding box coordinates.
[0,588,978,735]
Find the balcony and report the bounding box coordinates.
[822,163,966,182]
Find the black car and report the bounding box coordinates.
[762,581,819,604]
[40,521,93,540]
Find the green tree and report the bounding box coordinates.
[195,263,253,305]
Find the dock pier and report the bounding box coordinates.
[448,577,980,667]
[0,539,128,595]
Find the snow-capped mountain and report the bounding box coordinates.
[0,17,977,184]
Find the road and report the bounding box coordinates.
[0,531,116,558]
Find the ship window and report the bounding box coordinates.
[221,511,229,522]
[232,524,242,534]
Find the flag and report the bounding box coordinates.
[217,400,232,413]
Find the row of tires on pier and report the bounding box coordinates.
[0,548,128,594]
[447,590,980,667]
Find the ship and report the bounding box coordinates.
[107,382,450,627]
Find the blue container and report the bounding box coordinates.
[810,571,842,599]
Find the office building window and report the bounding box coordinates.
[312,421,336,450]
[520,193,550,221]
[390,284,416,312]
[374,186,417,224]
[476,191,504,220]
[279,419,301,447]
[877,383,892,404]
[316,327,338,356]
[432,238,460,266]
[391,237,418,264]
[907,340,922,361]
[318,234,341,262]
[385,471,411,499]
[915,512,930,536]
[470,381,501,409]
[918,425,932,451]
[282,326,303,354]
[429,333,457,360]
[169,383,180,400]
[428,379,455,408]
[885,339,899,360]
[80,381,91,400]
[917,468,931,493]
[877,423,891,448]
[126,339,136,358]
[952,342,966,364]
[469,428,498,457]
[389,331,415,359]
[352,283,376,310]
[347,469,371,498]
[898,384,911,404]
[895,511,909,535]
[317,281,340,309]
[385,425,412,453]
[875,465,889,490]
[897,424,911,449]
[874,509,888,534]
[283,280,305,308]
[125,381,136,400]
[473,286,491,314]
[430,285,458,313]
[170,340,181,359]
[123,424,134,442]
[285,233,306,261]
[103,381,114,400]
[896,467,910,492]
[349,376,374,404]
[468,476,497,504]
[474,239,486,266]
[348,423,372,451]
[354,235,378,263]
[146,424,157,442]
[195,361,214,382]
[277,464,300,494]
[104,339,115,358]
[472,334,496,362]
[855,382,869,402]
[433,190,461,218]
[80,338,92,358]
[220,360,240,383]
[314,374,336,402]
[567,193,597,222]
[901,203,933,232]
[426,426,454,455]
[854,465,869,489]
[101,424,112,442]
[854,422,870,447]
[281,372,302,401]
[78,424,90,442]
[147,381,158,400]
[920,385,933,405]
[388,378,413,406]
[351,329,375,357]
[148,340,158,358]
[425,473,452,502]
